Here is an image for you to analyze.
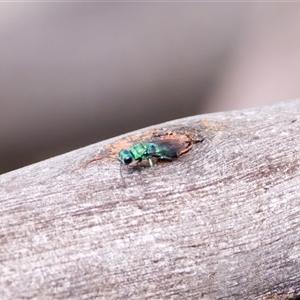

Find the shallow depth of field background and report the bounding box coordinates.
[1,3,300,174]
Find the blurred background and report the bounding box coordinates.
[1,3,300,174]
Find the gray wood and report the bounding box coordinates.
[1,100,300,300]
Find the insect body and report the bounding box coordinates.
[118,139,184,167]
[118,140,185,185]
[118,142,149,166]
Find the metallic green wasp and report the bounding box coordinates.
[118,139,185,185]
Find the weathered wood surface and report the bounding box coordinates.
[1,100,300,300]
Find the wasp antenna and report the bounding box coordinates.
[119,163,126,187]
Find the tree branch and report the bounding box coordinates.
[1,100,300,299]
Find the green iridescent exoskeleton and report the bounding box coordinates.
[118,139,185,186]
[118,140,184,167]
[118,142,150,165]
[143,141,183,166]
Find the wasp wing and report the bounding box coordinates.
[147,139,186,158]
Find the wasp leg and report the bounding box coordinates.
[119,164,127,187]
[147,158,154,167]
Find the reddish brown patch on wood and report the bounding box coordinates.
[202,119,210,127]
[79,126,204,169]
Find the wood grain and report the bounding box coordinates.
[1,100,300,300]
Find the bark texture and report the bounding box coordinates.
[1,100,300,300]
